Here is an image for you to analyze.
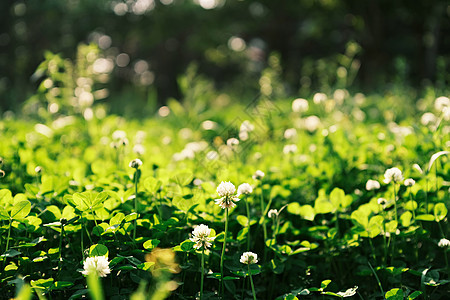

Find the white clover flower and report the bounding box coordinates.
[133,144,145,155]
[217,181,236,197]
[313,92,327,104]
[237,183,253,195]
[252,170,265,181]
[35,166,43,174]
[435,96,450,112]
[240,252,258,265]
[190,224,215,250]
[292,98,309,113]
[129,158,143,169]
[268,209,278,218]
[383,167,404,184]
[0,170,5,178]
[304,115,321,132]
[377,198,387,206]
[240,120,255,133]
[284,128,297,139]
[438,238,450,248]
[421,112,437,126]
[283,144,298,155]
[404,178,415,187]
[81,256,111,277]
[112,130,127,140]
[215,181,240,209]
[365,179,380,191]
[227,138,240,148]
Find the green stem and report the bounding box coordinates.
[201,249,205,300]
[220,208,229,298]
[248,265,257,300]
[425,178,429,214]
[368,238,377,262]
[409,187,416,222]
[260,188,267,243]
[133,169,138,240]
[4,219,11,254]
[368,261,384,295]
[393,183,398,224]
[81,223,85,260]
[58,223,64,274]
[245,197,251,251]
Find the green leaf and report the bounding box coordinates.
[407,291,422,300]
[434,203,447,222]
[385,288,403,300]
[171,170,193,186]
[10,200,31,220]
[400,211,412,227]
[89,244,109,258]
[315,198,334,214]
[321,279,332,290]
[180,240,195,252]
[144,177,162,194]
[415,214,434,221]
[330,188,345,209]
[236,215,249,227]
[143,239,160,250]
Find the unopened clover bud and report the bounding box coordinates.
[35,166,42,174]
[0,170,5,178]
[129,158,143,169]
[268,209,278,218]
[404,178,415,187]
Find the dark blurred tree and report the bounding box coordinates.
[0,0,448,113]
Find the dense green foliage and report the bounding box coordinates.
[1,82,449,299]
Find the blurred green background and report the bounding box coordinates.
[1,0,449,115]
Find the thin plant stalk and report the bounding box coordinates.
[409,187,416,222]
[220,208,229,298]
[2,219,12,269]
[58,223,64,274]
[200,249,205,300]
[133,169,139,240]
[248,265,257,300]
[81,223,85,260]
[245,197,251,251]
[393,183,398,224]
[368,261,384,295]
[260,188,267,243]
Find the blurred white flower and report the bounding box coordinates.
[304,115,321,132]
[438,238,450,248]
[81,256,111,277]
[435,96,449,112]
[239,130,249,141]
[227,138,239,148]
[421,112,437,126]
[313,93,327,104]
[190,224,215,250]
[292,98,308,112]
[383,167,403,184]
[133,144,145,155]
[268,209,278,218]
[240,252,258,265]
[240,120,255,132]
[129,158,143,169]
[112,130,127,140]
[366,180,380,191]
[252,170,265,180]
[283,144,298,155]
[284,128,297,139]
[377,198,387,206]
[237,183,253,195]
[404,178,415,187]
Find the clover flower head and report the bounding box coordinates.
[377,198,387,206]
[252,170,265,181]
[81,256,111,277]
[240,252,258,265]
[215,196,240,209]
[112,130,127,140]
[383,167,403,184]
[217,181,236,197]
[0,170,5,178]
[292,98,309,113]
[435,96,450,112]
[404,178,415,187]
[237,183,253,195]
[227,138,239,148]
[438,238,450,248]
[190,224,215,250]
[35,166,42,174]
[284,128,297,139]
[365,179,380,191]
[129,158,143,169]
[268,209,278,218]
[133,144,145,155]
[283,144,298,155]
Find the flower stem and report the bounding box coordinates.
[201,249,205,300]
[393,183,398,224]
[260,188,267,243]
[245,197,251,251]
[220,208,229,298]
[248,265,257,300]
[409,187,416,222]
[133,169,139,240]
[368,261,384,295]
